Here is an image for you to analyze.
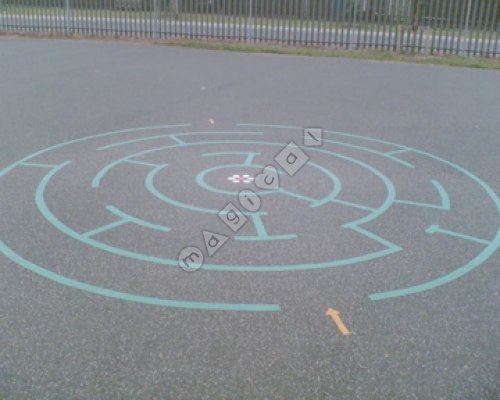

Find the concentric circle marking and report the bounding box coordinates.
[1,123,498,311]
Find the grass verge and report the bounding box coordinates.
[153,38,500,70]
[1,31,499,70]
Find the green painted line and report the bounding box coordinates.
[369,229,500,301]
[172,131,264,146]
[96,125,192,150]
[0,124,191,178]
[94,134,265,190]
[425,224,440,234]
[199,158,340,206]
[35,162,396,272]
[0,240,280,312]
[336,154,402,257]
[83,219,129,238]
[123,159,162,168]
[3,123,494,299]
[237,123,302,130]
[323,138,415,169]
[35,163,181,268]
[148,164,269,216]
[175,131,264,138]
[106,205,171,233]
[396,179,450,210]
[251,213,268,237]
[235,234,297,241]
[426,225,491,245]
[145,164,222,211]
[307,162,342,208]
[385,148,412,155]
[20,162,59,168]
[244,153,257,166]
[319,128,499,212]
[279,189,317,203]
[202,151,261,159]
[20,131,398,273]
[203,249,403,271]
[239,123,412,167]
[340,170,394,228]
[347,225,402,252]
[432,180,451,209]
[330,199,376,212]
[99,131,264,151]
[91,158,126,188]
[385,154,415,169]
[35,140,400,272]
[170,135,186,144]
[235,125,498,216]
[195,164,275,197]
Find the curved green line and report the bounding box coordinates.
[83,219,128,238]
[95,139,269,190]
[369,230,500,300]
[431,180,451,210]
[0,240,280,312]
[195,164,274,197]
[95,138,383,220]
[201,151,260,167]
[176,131,263,138]
[237,124,410,167]
[330,199,376,212]
[124,159,161,168]
[237,123,302,130]
[235,234,297,241]
[278,189,316,203]
[145,164,219,215]
[35,162,397,272]
[240,123,498,211]
[307,162,342,207]
[234,233,297,242]
[234,124,499,295]
[143,141,399,257]
[106,205,171,233]
[321,129,499,212]
[323,138,415,169]
[234,213,296,241]
[4,123,497,300]
[239,122,496,205]
[35,163,181,267]
[188,159,340,209]
[42,167,396,270]
[245,153,257,166]
[98,133,183,150]
[91,158,126,188]
[98,131,264,151]
[146,164,269,216]
[396,179,451,210]
[20,162,58,168]
[0,124,192,178]
[426,225,491,245]
[385,154,415,169]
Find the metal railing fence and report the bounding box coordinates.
[1,0,498,56]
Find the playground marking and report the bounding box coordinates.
[1,123,498,311]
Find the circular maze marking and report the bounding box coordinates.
[1,123,498,311]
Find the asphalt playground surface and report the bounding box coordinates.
[0,37,499,400]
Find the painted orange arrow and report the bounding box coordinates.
[326,308,350,336]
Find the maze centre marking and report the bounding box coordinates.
[0,123,498,311]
